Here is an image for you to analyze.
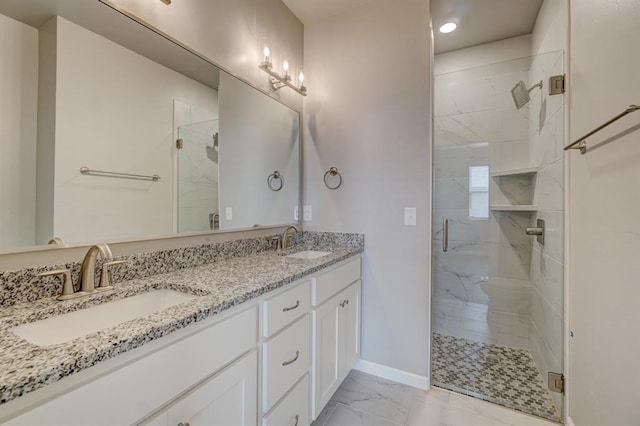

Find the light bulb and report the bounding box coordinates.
[262,46,272,68]
[283,60,289,72]
[439,22,457,33]
[298,72,304,84]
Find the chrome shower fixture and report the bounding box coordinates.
[511,80,543,110]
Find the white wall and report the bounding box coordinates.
[218,72,299,229]
[108,0,304,112]
[52,17,218,243]
[434,34,531,75]
[569,0,640,424]
[303,0,431,376]
[0,14,38,249]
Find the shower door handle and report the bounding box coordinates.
[443,218,449,252]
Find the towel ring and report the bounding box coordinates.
[267,171,284,191]
[324,167,342,190]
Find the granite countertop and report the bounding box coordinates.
[0,244,362,405]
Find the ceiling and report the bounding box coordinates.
[281,0,377,24]
[431,0,543,54]
[283,0,543,55]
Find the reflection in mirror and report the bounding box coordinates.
[0,0,300,253]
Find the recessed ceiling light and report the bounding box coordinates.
[439,22,457,34]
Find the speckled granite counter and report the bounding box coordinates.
[0,243,362,405]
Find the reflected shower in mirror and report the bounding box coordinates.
[0,0,300,253]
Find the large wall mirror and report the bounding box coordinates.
[0,0,300,254]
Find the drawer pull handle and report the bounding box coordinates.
[292,414,299,426]
[178,423,190,426]
[282,300,300,312]
[282,350,300,366]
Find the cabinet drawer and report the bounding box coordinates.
[263,280,310,338]
[263,315,310,412]
[262,374,309,426]
[312,257,361,306]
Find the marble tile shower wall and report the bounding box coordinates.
[433,59,534,349]
[527,50,565,410]
[0,231,364,308]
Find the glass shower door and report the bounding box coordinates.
[431,51,565,422]
[176,119,220,233]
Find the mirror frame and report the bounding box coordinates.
[0,0,303,256]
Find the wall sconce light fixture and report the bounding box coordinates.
[259,47,307,96]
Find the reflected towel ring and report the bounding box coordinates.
[324,167,342,190]
[267,171,284,191]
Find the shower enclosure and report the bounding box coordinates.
[177,118,220,233]
[431,51,565,422]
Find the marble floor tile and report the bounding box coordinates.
[323,404,402,426]
[330,370,416,424]
[407,387,559,426]
[312,401,338,426]
[314,372,559,426]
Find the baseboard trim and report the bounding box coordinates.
[354,359,429,390]
[567,416,575,426]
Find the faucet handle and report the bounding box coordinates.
[38,269,75,301]
[270,235,282,251]
[97,260,126,291]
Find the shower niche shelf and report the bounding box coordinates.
[490,205,538,212]
[490,167,538,178]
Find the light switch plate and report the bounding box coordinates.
[303,205,312,221]
[225,207,232,220]
[404,207,417,226]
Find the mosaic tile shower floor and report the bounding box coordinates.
[432,333,561,423]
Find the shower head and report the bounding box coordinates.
[511,80,543,110]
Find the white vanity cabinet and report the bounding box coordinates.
[145,351,257,426]
[5,305,259,426]
[260,280,312,426]
[311,258,362,420]
[1,254,362,426]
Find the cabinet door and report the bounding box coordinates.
[163,350,258,426]
[339,280,361,379]
[311,293,341,420]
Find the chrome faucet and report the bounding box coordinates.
[38,243,125,300]
[281,225,300,250]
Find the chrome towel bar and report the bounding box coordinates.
[80,167,160,181]
[565,104,640,154]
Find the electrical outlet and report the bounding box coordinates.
[303,205,312,221]
[404,207,417,226]
[294,206,299,221]
[225,207,233,220]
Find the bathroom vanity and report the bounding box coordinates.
[0,238,362,425]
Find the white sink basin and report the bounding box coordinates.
[12,289,197,346]
[286,250,332,260]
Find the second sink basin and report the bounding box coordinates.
[11,289,197,346]
[286,250,332,259]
